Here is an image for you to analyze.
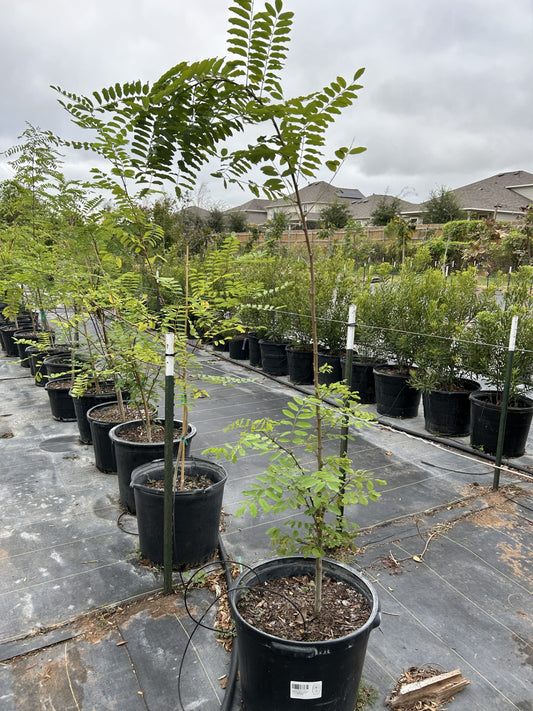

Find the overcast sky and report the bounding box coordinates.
[1,0,532,209]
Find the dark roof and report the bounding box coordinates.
[225,198,271,213]
[451,170,533,213]
[349,193,418,219]
[182,205,210,219]
[270,181,365,208]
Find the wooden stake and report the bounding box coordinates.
[388,669,470,709]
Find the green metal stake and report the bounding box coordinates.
[163,332,175,595]
[493,315,518,491]
[338,304,357,527]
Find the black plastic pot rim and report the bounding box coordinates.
[44,378,73,390]
[373,364,413,377]
[258,339,288,346]
[229,555,381,645]
[469,389,533,410]
[68,382,118,399]
[87,400,127,418]
[109,418,198,447]
[424,378,481,395]
[286,345,313,353]
[130,456,227,495]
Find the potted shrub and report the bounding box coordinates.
[315,252,358,385]
[353,268,418,414]
[466,267,533,456]
[409,268,486,436]
[234,252,293,371]
[105,307,193,513]
[284,260,315,384]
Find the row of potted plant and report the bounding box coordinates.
[207,257,533,458]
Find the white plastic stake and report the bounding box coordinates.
[346,304,356,351]
[509,315,518,351]
[165,332,175,376]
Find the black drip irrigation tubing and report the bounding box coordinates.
[205,345,533,480]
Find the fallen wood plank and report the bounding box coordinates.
[388,668,470,708]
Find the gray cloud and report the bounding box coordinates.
[1,0,532,205]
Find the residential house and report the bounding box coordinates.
[349,193,420,225]
[181,205,211,222]
[414,170,533,223]
[265,181,364,228]
[224,198,271,226]
[223,170,533,231]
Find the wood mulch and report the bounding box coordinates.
[115,423,182,443]
[143,473,214,492]
[89,404,143,423]
[237,573,371,642]
[81,383,117,395]
[46,379,73,389]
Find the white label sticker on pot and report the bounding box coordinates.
[290,681,322,699]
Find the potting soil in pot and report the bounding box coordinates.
[238,573,371,642]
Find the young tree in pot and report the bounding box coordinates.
[283,259,315,384]
[183,0,384,706]
[1,127,80,353]
[315,251,358,385]
[235,251,293,367]
[466,266,533,457]
[356,267,439,417]
[408,268,488,436]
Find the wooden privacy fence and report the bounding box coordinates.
[234,224,443,247]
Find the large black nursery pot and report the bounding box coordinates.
[44,377,76,421]
[229,556,381,711]
[373,365,421,418]
[342,358,387,404]
[469,390,533,458]
[248,333,262,368]
[213,339,230,352]
[43,352,88,380]
[423,378,480,437]
[259,339,288,376]
[26,345,71,386]
[25,345,46,379]
[70,383,122,445]
[0,319,34,356]
[317,352,342,386]
[286,346,314,385]
[131,456,227,569]
[228,336,250,360]
[14,329,43,367]
[109,419,197,513]
[87,401,134,473]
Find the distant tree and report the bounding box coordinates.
[370,196,401,226]
[208,207,226,233]
[385,216,416,265]
[263,211,289,252]
[150,195,181,250]
[320,200,351,228]
[423,186,463,224]
[226,210,248,232]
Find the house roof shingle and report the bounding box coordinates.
[225,198,271,214]
[349,194,419,220]
[269,181,364,208]
[450,170,533,214]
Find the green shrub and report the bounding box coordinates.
[441,220,489,243]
